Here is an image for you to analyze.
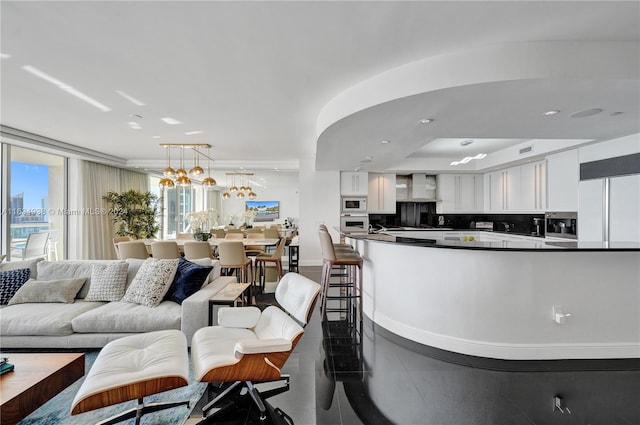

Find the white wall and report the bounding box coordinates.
[578,133,640,163]
[298,158,341,266]
[209,170,299,226]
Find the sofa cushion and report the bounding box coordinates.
[72,301,181,333]
[187,258,221,285]
[1,301,106,336]
[122,258,179,307]
[8,278,86,305]
[0,268,31,305]
[37,260,123,299]
[85,262,129,302]
[0,257,44,279]
[164,257,213,304]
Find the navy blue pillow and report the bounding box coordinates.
[0,268,31,305]
[164,257,213,304]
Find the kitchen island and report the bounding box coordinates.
[346,232,640,361]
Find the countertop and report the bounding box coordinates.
[345,232,640,251]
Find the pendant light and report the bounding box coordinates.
[159,146,175,190]
[222,173,231,199]
[175,147,191,187]
[189,147,204,176]
[201,146,217,187]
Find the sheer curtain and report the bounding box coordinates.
[73,160,149,259]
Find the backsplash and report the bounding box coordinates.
[435,213,546,236]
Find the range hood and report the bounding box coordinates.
[396,174,437,201]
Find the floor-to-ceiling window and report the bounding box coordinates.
[2,145,66,261]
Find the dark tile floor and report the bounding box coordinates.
[190,266,640,425]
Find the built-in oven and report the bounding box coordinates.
[545,212,578,239]
[340,214,369,233]
[341,196,368,214]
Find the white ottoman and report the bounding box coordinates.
[71,330,190,424]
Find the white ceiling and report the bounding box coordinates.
[1,1,639,174]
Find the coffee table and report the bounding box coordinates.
[208,282,251,325]
[0,352,85,425]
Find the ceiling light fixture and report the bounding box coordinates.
[158,143,212,190]
[380,140,390,144]
[189,147,204,176]
[543,110,561,116]
[116,90,145,106]
[22,65,111,112]
[185,131,203,136]
[450,153,487,166]
[161,117,182,125]
[201,146,217,188]
[223,172,255,200]
[460,140,474,146]
[419,118,434,124]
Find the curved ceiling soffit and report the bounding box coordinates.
[316,41,640,141]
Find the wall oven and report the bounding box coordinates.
[341,196,368,214]
[545,212,578,239]
[340,214,369,233]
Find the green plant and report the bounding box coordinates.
[102,190,160,239]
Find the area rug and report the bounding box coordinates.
[18,351,207,425]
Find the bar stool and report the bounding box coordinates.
[318,225,354,252]
[317,228,363,324]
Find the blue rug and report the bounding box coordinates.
[18,351,206,425]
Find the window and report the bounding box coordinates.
[4,145,65,261]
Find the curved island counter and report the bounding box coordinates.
[346,232,640,361]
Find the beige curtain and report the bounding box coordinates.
[76,160,149,259]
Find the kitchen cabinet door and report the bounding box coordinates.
[368,173,396,214]
[340,171,368,196]
[485,171,505,211]
[437,174,483,213]
[547,150,579,211]
[519,161,546,212]
[610,174,640,243]
[578,179,605,242]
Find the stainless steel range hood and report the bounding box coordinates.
[396,174,437,201]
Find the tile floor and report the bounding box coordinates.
[187,266,640,425]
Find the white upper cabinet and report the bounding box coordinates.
[436,174,483,213]
[546,150,579,211]
[340,171,368,196]
[368,173,396,214]
[411,174,437,200]
[518,161,546,212]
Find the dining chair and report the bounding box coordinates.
[244,232,266,257]
[183,241,214,260]
[224,232,245,240]
[176,232,195,241]
[255,237,287,289]
[263,228,280,239]
[211,229,226,239]
[226,228,243,234]
[217,241,253,284]
[117,241,150,260]
[151,241,181,259]
[113,236,132,259]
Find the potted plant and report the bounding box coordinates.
[185,209,219,240]
[102,190,160,239]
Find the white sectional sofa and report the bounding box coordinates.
[0,257,236,349]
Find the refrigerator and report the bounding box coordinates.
[578,174,640,243]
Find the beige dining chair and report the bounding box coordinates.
[226,228,243,234]
[151,241,181,259]
[255,237,287,289]
[211,229,226,239]
[217,241,253,283]
[263,228,280,239]
[183,241,213,260]
[117,241,150,260]
[176,232,195,241]
[224,232,245,240]
[244,232,266,257]
[113,236,132,259]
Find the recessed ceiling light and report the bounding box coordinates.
[460,140,474,146]
[128,121,142,130]
[570,109,603,119]
[380,140,390,144]
[419,118,434,124]
[184,131,203,135]
[0,53,12,59]
[364,156,373,159]
[543,110,561,116]
[152,136,161,139]
[161,117,182,125]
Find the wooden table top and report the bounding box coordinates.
[0,352,85,425]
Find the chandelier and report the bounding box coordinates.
[158,144,217,190]
[222,172,256,200]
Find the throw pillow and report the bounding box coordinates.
[164,257,213,304]
[122,258,179,307]
[0,268,31,304]
[8,277,86,305]
[85,262,129,302]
